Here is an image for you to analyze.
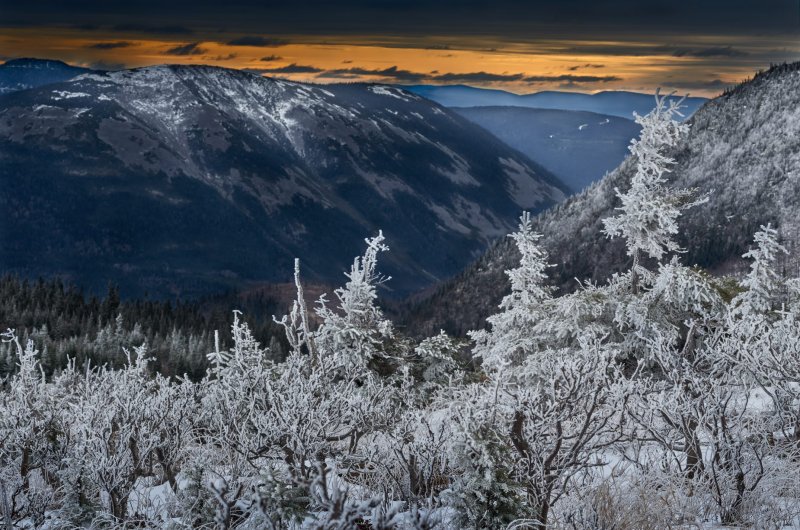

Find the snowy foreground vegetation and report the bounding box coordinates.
[3,95,800,529]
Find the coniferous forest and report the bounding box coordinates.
[3,93,800,529]
[0,276,291,380]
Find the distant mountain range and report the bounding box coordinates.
[0,58,93,95]
[454,107,642,192]
[403,84,708,120]
[0,61,567,298]
[405,85,707,192]
[402,63,800,336]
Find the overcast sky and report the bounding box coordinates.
[3,0,800,95]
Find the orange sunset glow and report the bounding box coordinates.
[3,24,799,96]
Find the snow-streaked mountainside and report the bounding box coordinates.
[403,63,800,336]
[0,64,567,297]
[0,58,93,95]
[403,84,708,119]
[454,106,641,192]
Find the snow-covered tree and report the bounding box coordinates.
[470,212,553,370]
[603,90,705,291]
[732,223,787,316]
[315,231,396,374]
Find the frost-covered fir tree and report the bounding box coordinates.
[455,210,631,528]
[732,223,787,316]
[314,231,395,374]
[470,212,552,370]
[603,90,704,291]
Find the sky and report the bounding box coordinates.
[3,0,800,96]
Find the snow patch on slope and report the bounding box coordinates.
[369,85,414,101]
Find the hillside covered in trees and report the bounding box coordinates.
[402,62,800,337]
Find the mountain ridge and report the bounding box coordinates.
[402,84,709,119]
[0,63,568,298]
[0,58,94,94]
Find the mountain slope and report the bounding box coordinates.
[0,58,93,95]
[403,84,708,119]
[402,63,800,336]
[0,64,567,297]
[454,106,641,192]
